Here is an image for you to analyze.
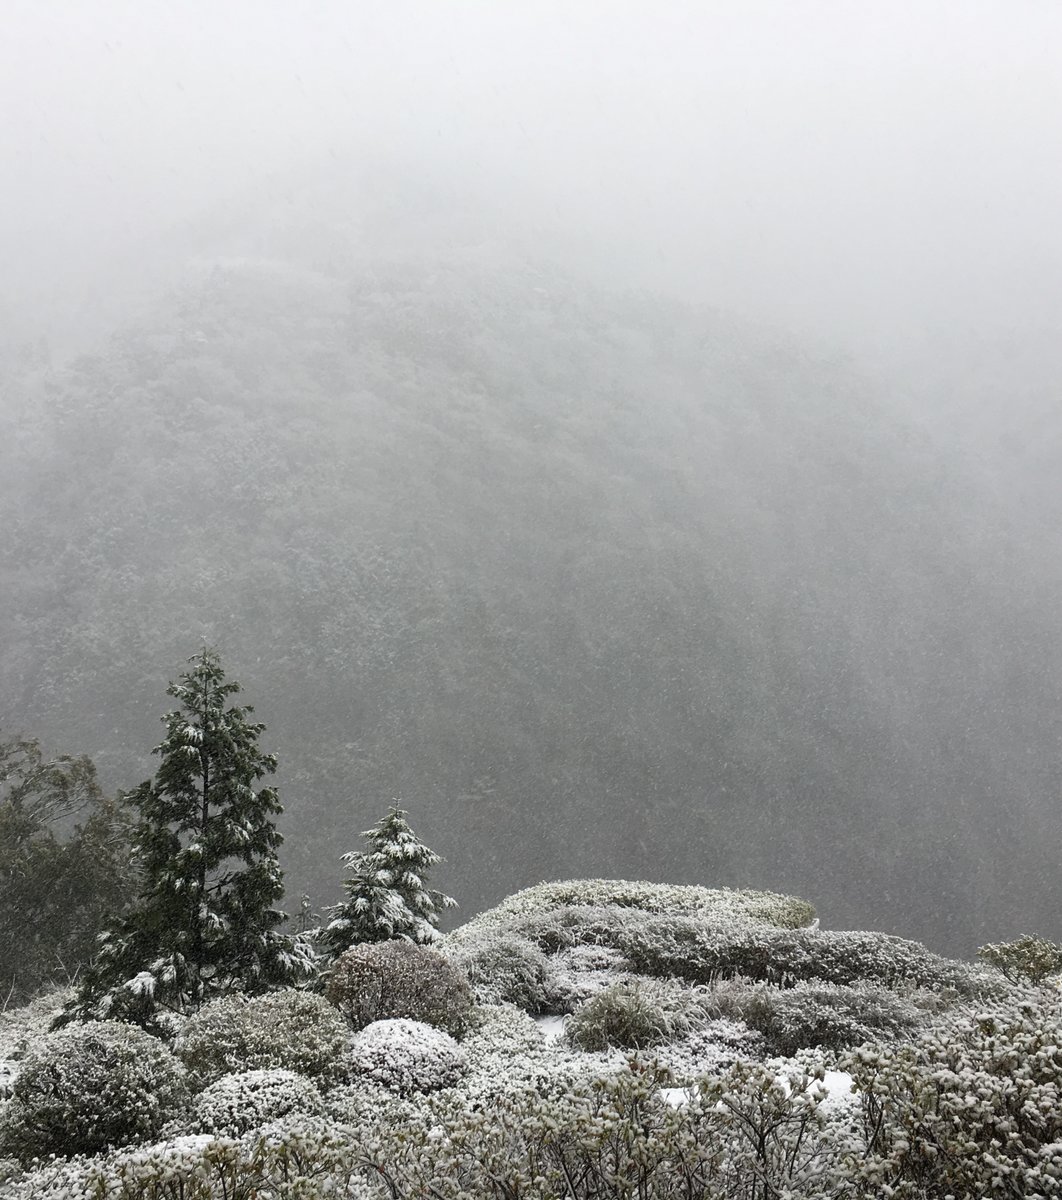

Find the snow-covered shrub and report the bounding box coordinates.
[543,943,635,1012]
[452,879,816,932]
[745,980,919,1057]
[190,1068,325,1136]
[355,1058,848,1199]
[324,1078,420,1129]
[512,903,649,953]
[447,932,555,1011]
[978,933,1062,984]
[624,919,988,995]
[464,1003,547,1060]
[10,1119,378,1200]
[347,1018,468,1094]
[325,939,473,1036]
[0,1020,189,1164]
[845,1001,1062,1196]
[660,1019,766,1084]
[174,988,350,1087]
[565,979,710,1051]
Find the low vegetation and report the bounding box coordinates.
[2,864,1052,1198]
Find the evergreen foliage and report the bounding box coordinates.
[0,734,134,1004]
[977,933,1062,984]
[321,805,456,954]
[69,650,314,1022]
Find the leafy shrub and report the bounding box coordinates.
[845,1001,1062,1196]
[661,1019,765,1084]
[978,933,1062,984]
[446,933,554,1012]
[9,1119,376,1200]
[323,1079,420,1128]
[743,981,919,1057]
[347,1018,468,1094]
[451,879,816,934]
[0,1020,189,1164]
[624,919,987,995]
[565,979,710,1051]
[174,989,350,1087]
[7,1057,856,1199]
[191,1069,325,1136]
[354,1059,848,1199]
[325,939,473,1036]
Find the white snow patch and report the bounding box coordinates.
[533,1015,567,1043]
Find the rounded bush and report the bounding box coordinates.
[191,1068,325,1136]
[347,1019,468,1094]
[0,1020,189,1164]
[746,981,919,1057]
[449,934,554,1012]
[175,989,350,1087]
[325,940,473,1036]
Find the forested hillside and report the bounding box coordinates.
[0,190,1053,955]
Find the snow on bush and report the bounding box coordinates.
[445,932,555,1012]
[325,939,473,1036]
[174,988,350,1087]
[347,1018,468,1094]
[845,999,1062,1195]
[324,1078,421,1129]
[749,980,919,1057]
[190,1068,326,1136]
[978,933,1062,984]
[623,918,991,995]
[449,879,817,936]
[8,1119,379,1200]
[0,1019,189,1164]
[565,979,713,1052]
[659,1019,766,1085]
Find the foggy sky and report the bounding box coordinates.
[3,0,1061,367]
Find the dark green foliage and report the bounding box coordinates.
[978,933,1062,984]
[324,940,473,1037]
[321,805,456,956]
[0,1020,189,1164]
[69,651,314,1022]
[0,733,135,1004]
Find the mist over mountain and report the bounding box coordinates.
[2,167,1055,958]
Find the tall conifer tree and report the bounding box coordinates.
[71,650,313,1022]
[322,804,456,955]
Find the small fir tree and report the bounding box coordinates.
[70,650,314,1023]
[322,804,456,955]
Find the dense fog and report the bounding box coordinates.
[2,1,1061,958]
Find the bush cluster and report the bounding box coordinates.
[453,879,817,933]
[175,989,350,1087]
[191,1069,326,1136]
[446,933,555,1012]
[978,933,1062,984]
[565,979,712,1052]
[347,1019,468,1094]
[740,980,919,1057]
[325,940,473,1036]
[0,1020,189,1165]
[623,919,988,994]
[844,1001,1062,1195]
